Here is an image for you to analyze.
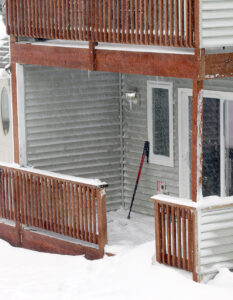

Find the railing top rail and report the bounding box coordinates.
[0,162,108,189]
[151,195,196,210]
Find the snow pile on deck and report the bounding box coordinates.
[0,209,233,299]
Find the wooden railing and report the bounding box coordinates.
[0,164,108,249]
[6,0,195,48]
[152,198,196,273]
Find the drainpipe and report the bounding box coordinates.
[119,73,124,208]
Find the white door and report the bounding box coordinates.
[179,89,233,199]
[0,75,13,163]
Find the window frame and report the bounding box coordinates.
[147,81,174,167]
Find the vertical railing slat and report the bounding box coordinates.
[139,0,143,43]
[182,208,187,270]
[117,0,120,42]
[161,204,166,264]
[177,207,181,268]
[159,0,163,45]
[68,183,72,237]
[188,210,192,271]
[149,0,153,44]
[145,0,148,44]
[55,180,60,233]
[171,206,176,267]
[71,184,76,238]
[180,0,184,46]
[167,205,171,265]
[87,187,92,242]
[155,202,161,262]
[5,169,9,219]
[79,184,84,240]
[76,184,80,239]
[37,176,42,228]
[99,0,103,41]
[92,188,97,244]
[84,186,88,241]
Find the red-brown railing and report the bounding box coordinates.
[6,0,195,48]
[0,164,108,249]
[152,198,196,273]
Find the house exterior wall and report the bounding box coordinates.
[0,36,9,69]
[200,0,233,49]
[122,74,192,215]
[198,205,233,282]
[23,65,121,210]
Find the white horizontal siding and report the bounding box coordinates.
[200,0,233,48]
[198,205,233,281]
[122,74,192,215]
[24,66,121,209]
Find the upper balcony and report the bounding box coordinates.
[5,0,196,49]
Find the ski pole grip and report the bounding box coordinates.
[143,141,150,163]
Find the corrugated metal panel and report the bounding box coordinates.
[122,74,192,215]
[198,206,233,281]
[0,36,9,69]
[24,66,121,210]
[200,0,233,48]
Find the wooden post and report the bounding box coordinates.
[89,41,97,71]
[96,188,107,256]
[191,79,203,203]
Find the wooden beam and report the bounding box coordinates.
[11,43,90,70]
[11,43,198,79]
[205,52,233,79]
[96,50,197,78]
[191,79,203,203]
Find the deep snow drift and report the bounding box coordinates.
[0,209,233,300]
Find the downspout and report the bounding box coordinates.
[119,73,124,208]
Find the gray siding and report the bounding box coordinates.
[24,66,121,210]
[200,0,233,48]
[122,74,192,215]
[0,36,9,69]
[198,206,233,282]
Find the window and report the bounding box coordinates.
[1,87,10,136]
[147,81,173,167]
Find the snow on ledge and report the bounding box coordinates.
[0,162,108,188]
[151,194,233,210]
[19,39,194,55]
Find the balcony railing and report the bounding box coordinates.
[6,0,195,48]
[0,163,108,254]
[151,197,196,274]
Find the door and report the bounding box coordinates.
[179,89,233,199]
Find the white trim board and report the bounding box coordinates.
[16,63,27,166]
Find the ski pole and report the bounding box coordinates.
[127,141,149,219]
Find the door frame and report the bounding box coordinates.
[179,88,233,199]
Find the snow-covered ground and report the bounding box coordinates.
[0,209,233,300]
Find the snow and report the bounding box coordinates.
[151,193,233,210]
[0,161,107,187]
[0,208,233,299]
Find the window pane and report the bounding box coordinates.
[225,100,233,196]
[202,98,220,197]
[152,88,169,157]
